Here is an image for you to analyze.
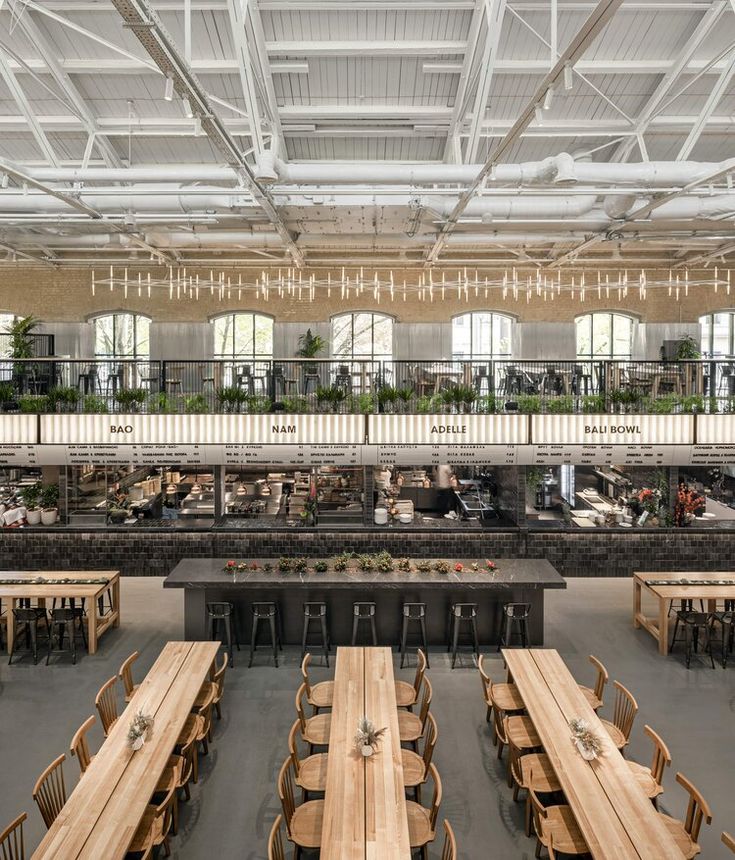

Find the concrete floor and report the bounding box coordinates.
[1,578,733,859]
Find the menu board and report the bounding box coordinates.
[222,444,363,466]
[0,445,41,465]
[368,413,528,445]
[369,444,518,466]
[531,414,694,446]
[528,444,689,466]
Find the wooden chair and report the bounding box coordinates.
[441,819,456,860]
[126,781,176,858]
[118,651,140,703]
[32,755,66,830]
[152,751,187,836]
[193,654,227,721]
[296,683,331,753]
[395,648,426,709]
[626,724,671,807]
[507,721,561,836]
[402,712,438,801]
[406,762,441,860]
[488,678,524,749]
[528,780,588,858]
[268,814,287,860]
[69,715,96,777]
[577,654,608,712]
[277,757,323,853]
[175,687,214,783]
[493,700,537,762]
[600,681,638,754]
[94,676,119,737]
[301,652,334,712]
[0,812,26,860]
[398,674,432,749]
[656,772,712,859]
[723,832,735,854]
[287,719,328,796]
[478,653,493,722]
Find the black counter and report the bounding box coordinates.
[165,557,566,647]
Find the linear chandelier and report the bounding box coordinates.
[91,266,732,304]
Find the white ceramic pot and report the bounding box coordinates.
[131,735,145,751]
[361,744,374,757]
[575,739,598,761]
[40,509,58,526]
[26,508,42,525]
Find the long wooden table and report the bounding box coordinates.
[321,647,411,860]
[503,648,684,860]
[0,571,121,655]
[33,641,219,859]
[633,571,735,655]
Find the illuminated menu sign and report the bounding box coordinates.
[532,414,693,445]
[368,414,529,445]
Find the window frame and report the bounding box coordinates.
[330,311,394,361]
[451,311,515,360]
[92,312,151,360]
[700,311,735,358]
[211,312,274,361]
[575,311,635,361]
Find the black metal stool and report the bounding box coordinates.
[301,602,330,665]
[715,599,734,668]
[351,602,377,646]
[9,607,50,665]
[669,611,715,669]
[207,601,240,667]
[400,603,429,668]
[498,602,531,651]
[47,607,87,665]
[448,603,479,668]
[249,602,282,668]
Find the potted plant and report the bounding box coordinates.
[0,382,17,412]
[395,386,414,413]
[48,386,80,413]
[5,315,39,392]
[19,394,49,413]
[216,385,245,413]
[297,328,325,376]
[377,385,398,413]
[114,387,146,413]
[83,394,108,413]
[22,482,42,524]
[674,335,700,360]
[39,484,60,525]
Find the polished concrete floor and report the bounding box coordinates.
[1,578,733,859]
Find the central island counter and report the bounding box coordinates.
[165,558,566,647]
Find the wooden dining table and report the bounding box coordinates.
[0,570,120,655]
[32,640,219,859]
[633,570,735,655]
[320,646,411,860]
[503,648,684,860]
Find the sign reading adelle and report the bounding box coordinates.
[368,413,528,445]
[532,414,694,446]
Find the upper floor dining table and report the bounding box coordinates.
[32,640,219,859]
[320,646,411,860]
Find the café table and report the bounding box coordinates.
[320,646,411,859]
[503,648,684,860]
[0,570,120,655]
[33,640,219,859]
[633,571,735,655]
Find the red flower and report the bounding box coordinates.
[486,560,497,570]
[225,560,236,568]
[454,562,463,572]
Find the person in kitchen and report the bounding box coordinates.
[434,463,457,519]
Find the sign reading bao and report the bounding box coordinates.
[532,414,694,445]
[39,413,365,446]
[368,413,528,445]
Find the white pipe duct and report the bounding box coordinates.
[0,193,250,213]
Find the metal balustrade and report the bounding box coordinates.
[0,357,733,414]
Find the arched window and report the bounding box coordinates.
[212,313,274,360]
[93,312,150,359]
[575,312,633,360]
[331,312,393,361]
[452,312,514,359]
[700,312,735,358]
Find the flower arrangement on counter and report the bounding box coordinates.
[221,553,500,574]
[355,716,386,757]
[674,482,705,527]
[569,717,604,761]
[127,710,154,751]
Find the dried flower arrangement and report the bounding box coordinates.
[354,716,386,756]
[375,550,394,572]
[415,560,432,573]
[396,557,412,572]
[470,562,479,571]
[263,562,273,572]
[356,553,375,571]
[127,710,154,750]
[433,560,451,574]
[569,718,604,760]
[293,556,308,573]
[277,556,293,573]
[333,553,350,572]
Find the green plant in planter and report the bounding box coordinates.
[415,559,432,573]
[644,394,678,414]
[375,550,394,572]
[282,395,310,413]
[293,556,308,573]
[396,557,412,572]
[675,334,700,360]
[4,315,38,359]
[395,387,414,411]
[277,556,293,573]
[0,382,16,410]
[115,387,146,412]
[347,392,376,414]
[610,387,641,411]
[475,394,498,414]
[517,394,541,414]
[377,385,398,412]
[39,484,59,510]
[580,394,606,414]
[19,394,49,413]
[314,559,329,572]
[678,394,705,414]
[183,394,209,414]
[48,386,80,413]
[545,395,574,414]
[21,482,41,510]
[333,553,350,572]
[356,553,375,571]
[297,328,325,374]
[245,394,272,413]
[216,386,246,413]
[433,559,451,574]
[147,392,175,414]
[82,394,108,413]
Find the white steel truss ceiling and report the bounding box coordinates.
[0,0,733,270]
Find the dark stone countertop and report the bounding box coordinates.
[164,557,566,590]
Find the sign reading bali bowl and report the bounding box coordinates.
[532,414,694,445]
[367,413,529,445]
[39,413,365,445]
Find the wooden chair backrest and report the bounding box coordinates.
[417,675,433,729]
[196,687,216,739]
[413,648,427,694]
[177,737,196,789]
[422,713,438,771]
[295,683,308,734]
[676,772,712,844]
[427,762,442,831]
[589,654,609,701]
[287,720,302,775]
[611,680,638,741]
[722,832,735,854]
[277,758,297,835]
[118,651,139,699]
[268,814,287,860]
[477,654,490,702]
[493,707,508,748]
[440,819,456,860]
[32,755,66,830]
[504,717,523,786]
[643,724,671,786]
[300,653,312,697]
[212,653,227,703]
[527,777,548,838]
[153,782,177,846]
[70,716,96,776]
[95,676,119,736]
[0,812,26,860]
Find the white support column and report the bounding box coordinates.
[227,0,265,157]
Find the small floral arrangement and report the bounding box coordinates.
[396,557,412,572]
[486,560,498,571]
[293,556,308,573]
[569,717,604,760]
[127,710,154,750]
[278,556,292,573]
[249,561,259,570]
[354,716,386,756]
[471,562,479,572]
[314,559,329,572]
[333,553,350,572]
[434,559,451,574]
[415,560,432,573]
[454,562,463,572]
[224,560,237,573]
[263,562,273,572]
[375,550,394,572]
[357,553,375,571]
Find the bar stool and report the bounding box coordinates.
[448,603,479,668]
[207,602,240,668]
[303,371,320,395]
[249,602,282,668]
[498,602,531,651]
[301,602,330,666]
[47,607,87,665]
[351,602,377,646]
[9,606,49,665]
[400,603,429,669]
[669,610,715,669]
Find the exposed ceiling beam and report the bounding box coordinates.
[246,0,287,153]
[226,0,265,157]
[466,0,507,163]
[676,241,735,268]
[0,157,102,217]
[265,40,467,56]
[0,239,55,266]
[3,0,713,8]
[424,0,626,265]
[676,48,735,160]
